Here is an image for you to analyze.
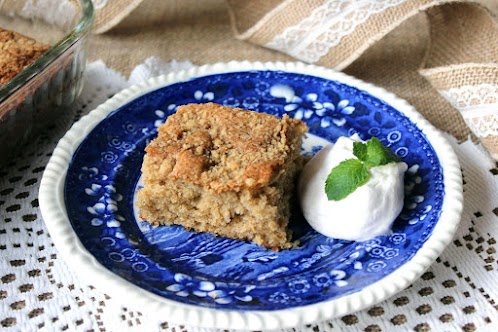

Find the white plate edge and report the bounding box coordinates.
[38,60,464,330]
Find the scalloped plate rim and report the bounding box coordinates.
[39,61,463,330]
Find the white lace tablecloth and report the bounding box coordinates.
[1,58,497,332]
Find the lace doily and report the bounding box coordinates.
[1,58,497,331]
[14,0,79,29]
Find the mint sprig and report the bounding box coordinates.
[325,159,370,201]
[325,137,401,201]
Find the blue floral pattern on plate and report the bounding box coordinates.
[64,71,443,311]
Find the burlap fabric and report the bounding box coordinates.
[90,0,498,160]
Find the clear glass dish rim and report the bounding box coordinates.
[0,0,95,103]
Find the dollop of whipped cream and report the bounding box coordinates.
[298,135,408,241]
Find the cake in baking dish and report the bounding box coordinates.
[0,28,49,87]
[137,102,308,249]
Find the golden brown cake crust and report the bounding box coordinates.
[144,102,307,192]
[0,28,49,87]
[138,103,308,249]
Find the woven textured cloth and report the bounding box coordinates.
[90,0,498,160]
[1,0,498,330]
[226,0,498,159]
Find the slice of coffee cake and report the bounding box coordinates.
[137,103,307,249]
[0,28,49,87]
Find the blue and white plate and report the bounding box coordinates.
[39,62,463,330]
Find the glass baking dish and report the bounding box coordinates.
[0,0,94,167]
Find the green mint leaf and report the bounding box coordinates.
[326,137,402,201]
[352,141,368,161]
[325,159,370,201]
[362,137,401,167]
